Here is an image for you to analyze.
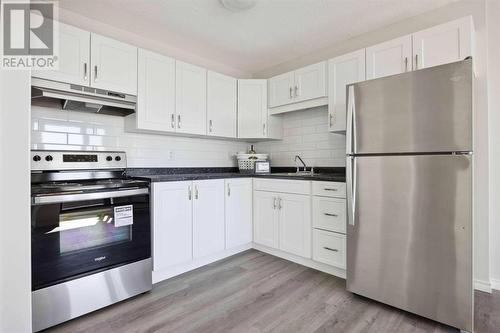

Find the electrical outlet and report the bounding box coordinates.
[169,151,175,160]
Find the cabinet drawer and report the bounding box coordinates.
[313,229,346,269]
[312,181,345,198]
[312,197,346,233]
[253,179,310,195]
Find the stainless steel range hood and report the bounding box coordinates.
[31,78,136,116]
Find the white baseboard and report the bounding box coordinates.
[152,243,252,284]
[490,278,500,291]
[474,279,492,293]
[252,243,346,279]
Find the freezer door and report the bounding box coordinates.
[346,59,472,155]
[346,154,473,331]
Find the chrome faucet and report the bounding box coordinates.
[294,155,307,171]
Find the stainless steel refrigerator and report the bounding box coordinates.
[346,59,473,332]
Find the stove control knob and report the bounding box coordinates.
[45,155,53,162]
[106,156,113,161]
[33,155,41,162]
[115,156,122,162]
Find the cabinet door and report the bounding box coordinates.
[366,35,412,80]
[175,61,207,135]
[278,193,311,258]
[32,22,90,86]
[328,50,365,132]
[412,16,473,70]
[268,72,294,107]
[207,71,237,138]
[293,62,327,103]
[237,79,268,139]
[90,33,137,94]
[192,179,225,258]
[225,179,253,249]
[152,181,193,271]
[137,49,176,132]
[253,191,279,248]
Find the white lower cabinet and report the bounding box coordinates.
[313,229,346,269]
[225,179,253,249]
[152,181,193,271]
[192,180,225,258]
[278,193,311,258]
[253,190,279,248]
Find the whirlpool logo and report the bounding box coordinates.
[94,256,107,262]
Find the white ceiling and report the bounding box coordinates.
[58,0,456,74]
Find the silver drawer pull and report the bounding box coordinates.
[324,188,338,191]
[324,213,338,217]
[323,247,339,252]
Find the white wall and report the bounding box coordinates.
[32,106,248,167]
[255,107,345,167]
[487,0,500,291]
[0,70,32,332]
[254,0,492,290]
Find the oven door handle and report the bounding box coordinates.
[32,188,149,205]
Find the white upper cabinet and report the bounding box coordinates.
[412,16,473,70]
[328,49,365,132]
[366,35,412,80]
[237,79,268,139]
[268,72,295,107]
[268,62,327,108]
[90,33,138,95]
[207,71,237,138]
[175,61,207,135]
[293,62,327,103]
[136,49,176,132]
[192,180,225,259]
[32,22,90,86]
[225,179,253,249]
[152,181,193,271]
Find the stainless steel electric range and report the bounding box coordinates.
[30,150,152,332]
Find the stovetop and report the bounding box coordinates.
[31,178,149,196]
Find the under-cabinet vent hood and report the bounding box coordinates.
[31,78,136,116]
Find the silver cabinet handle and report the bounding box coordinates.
[94,65,98,81]
[329,113,334,128]
[171,114,175,129]
[323,247,339,252]
[177,115,181,129]
[278,197,282,210]
[295,85,299,97]
[227,184,231,197]
[262,123,266,136]
[188,185,192,200]
[83,63,88,81]
[194,185,199,199]
[324,187,338,191]
[273,197,277,209]
[289,86,293,99]
[209,119,213,133]
[324,213,338,217]
[415,54,418,70]
[404,57,408,72]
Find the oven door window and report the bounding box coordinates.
[55,207,132,254]
[31,194,150,290]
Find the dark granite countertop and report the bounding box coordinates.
[127,167,346,183]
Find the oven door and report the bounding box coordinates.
[31,188,150,290]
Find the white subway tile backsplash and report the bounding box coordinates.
[32,105,248,167]
[256,107,346,167]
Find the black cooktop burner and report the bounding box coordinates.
[31,178,149,196]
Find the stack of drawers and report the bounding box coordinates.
[311,181,347,269]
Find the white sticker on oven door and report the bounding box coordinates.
[114,205,133,227]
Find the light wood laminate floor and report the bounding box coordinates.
[46,250,500,333]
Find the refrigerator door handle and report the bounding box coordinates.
[347,156,356,226]
[346,85,356,154]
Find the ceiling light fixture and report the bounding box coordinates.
[219,0,258,12]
